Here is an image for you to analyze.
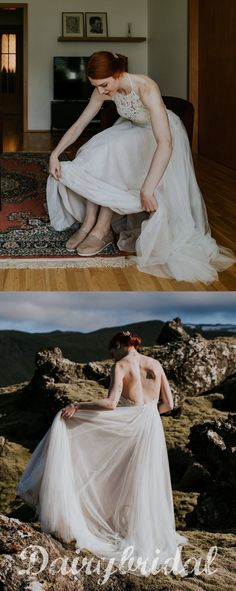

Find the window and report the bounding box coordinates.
[0,33,16,93]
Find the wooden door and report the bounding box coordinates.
[0,6,24,117]
[0,25,23,115]
[189,0,236,170]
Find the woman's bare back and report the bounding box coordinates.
[117,351,162,405]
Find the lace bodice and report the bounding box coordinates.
[112,75,151,125]
[118,394,158,407]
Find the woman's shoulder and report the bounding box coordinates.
[131,74,160,95]
[141,353,163,370]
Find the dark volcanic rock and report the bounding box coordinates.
[188,415,236,472]
[186,414,236,530]
[83,361,113,387]
[168,447,193,485]
[179,462,211,492]
[218,377,236,411]
[20,347,88,414]
[18,348,112,431]
[144,319,236,401]
[157,317,190,345]
[32,346,85,386]
[0,513,84,591]
[23,348,113,400]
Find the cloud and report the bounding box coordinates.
[0,292,235,333]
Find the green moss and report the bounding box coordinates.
[0,440,30,514]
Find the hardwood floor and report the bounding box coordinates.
[0,122,235,291]
[1,115,94,153]
[1,265,235,292]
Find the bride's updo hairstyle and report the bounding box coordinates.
[109,330,142,350]
[87,51,127,79]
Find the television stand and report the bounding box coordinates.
[51,99,101,132]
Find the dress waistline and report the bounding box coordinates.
[118,395,158,407]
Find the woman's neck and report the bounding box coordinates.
[117,73,132,95]
[127,347,139,357]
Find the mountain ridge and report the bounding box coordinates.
[0,320,235,387]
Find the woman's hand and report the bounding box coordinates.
[49,153,61,180]
[140,190,158,213]
[61,403,78,420]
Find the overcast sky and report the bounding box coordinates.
[0,292,235,333]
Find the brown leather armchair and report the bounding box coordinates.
[100,96,194,146]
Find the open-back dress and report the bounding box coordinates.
[17,392,188,576]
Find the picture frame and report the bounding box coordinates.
[85,13,108,38]
[62,12,84,38]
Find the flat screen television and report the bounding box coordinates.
[53,57,93,100]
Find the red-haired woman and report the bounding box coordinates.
[17,331,188,575]
[47,51,235,282]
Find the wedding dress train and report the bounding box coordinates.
[46,76,235,283]
[17,395,188,576]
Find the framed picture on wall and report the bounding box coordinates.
[85,13,108,38]
[62,12,84,38]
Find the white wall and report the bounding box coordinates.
[0,0,148,129]
[0,0,189,128]
[148,0,188,98]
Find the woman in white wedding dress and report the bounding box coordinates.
[47,51,235,283]
[17,331,188,577]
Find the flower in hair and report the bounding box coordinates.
[123,330,131,336]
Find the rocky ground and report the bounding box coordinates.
[0,512,236,591]
[0,319,235,591]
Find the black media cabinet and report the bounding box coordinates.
[51,99,102,132]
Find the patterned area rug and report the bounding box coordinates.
[0,152,131,269]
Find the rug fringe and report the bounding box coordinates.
[0,256,134,270]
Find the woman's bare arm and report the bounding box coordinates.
[158,368,174,414]
[61,363,124,419]
[49,89,104,179]
[139,78,173,212]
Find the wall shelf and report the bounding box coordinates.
[57,36,146,43]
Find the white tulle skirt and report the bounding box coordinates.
[17,400,188,576]
[46,110,235,283]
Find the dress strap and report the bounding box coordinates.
[127,73,134,92]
